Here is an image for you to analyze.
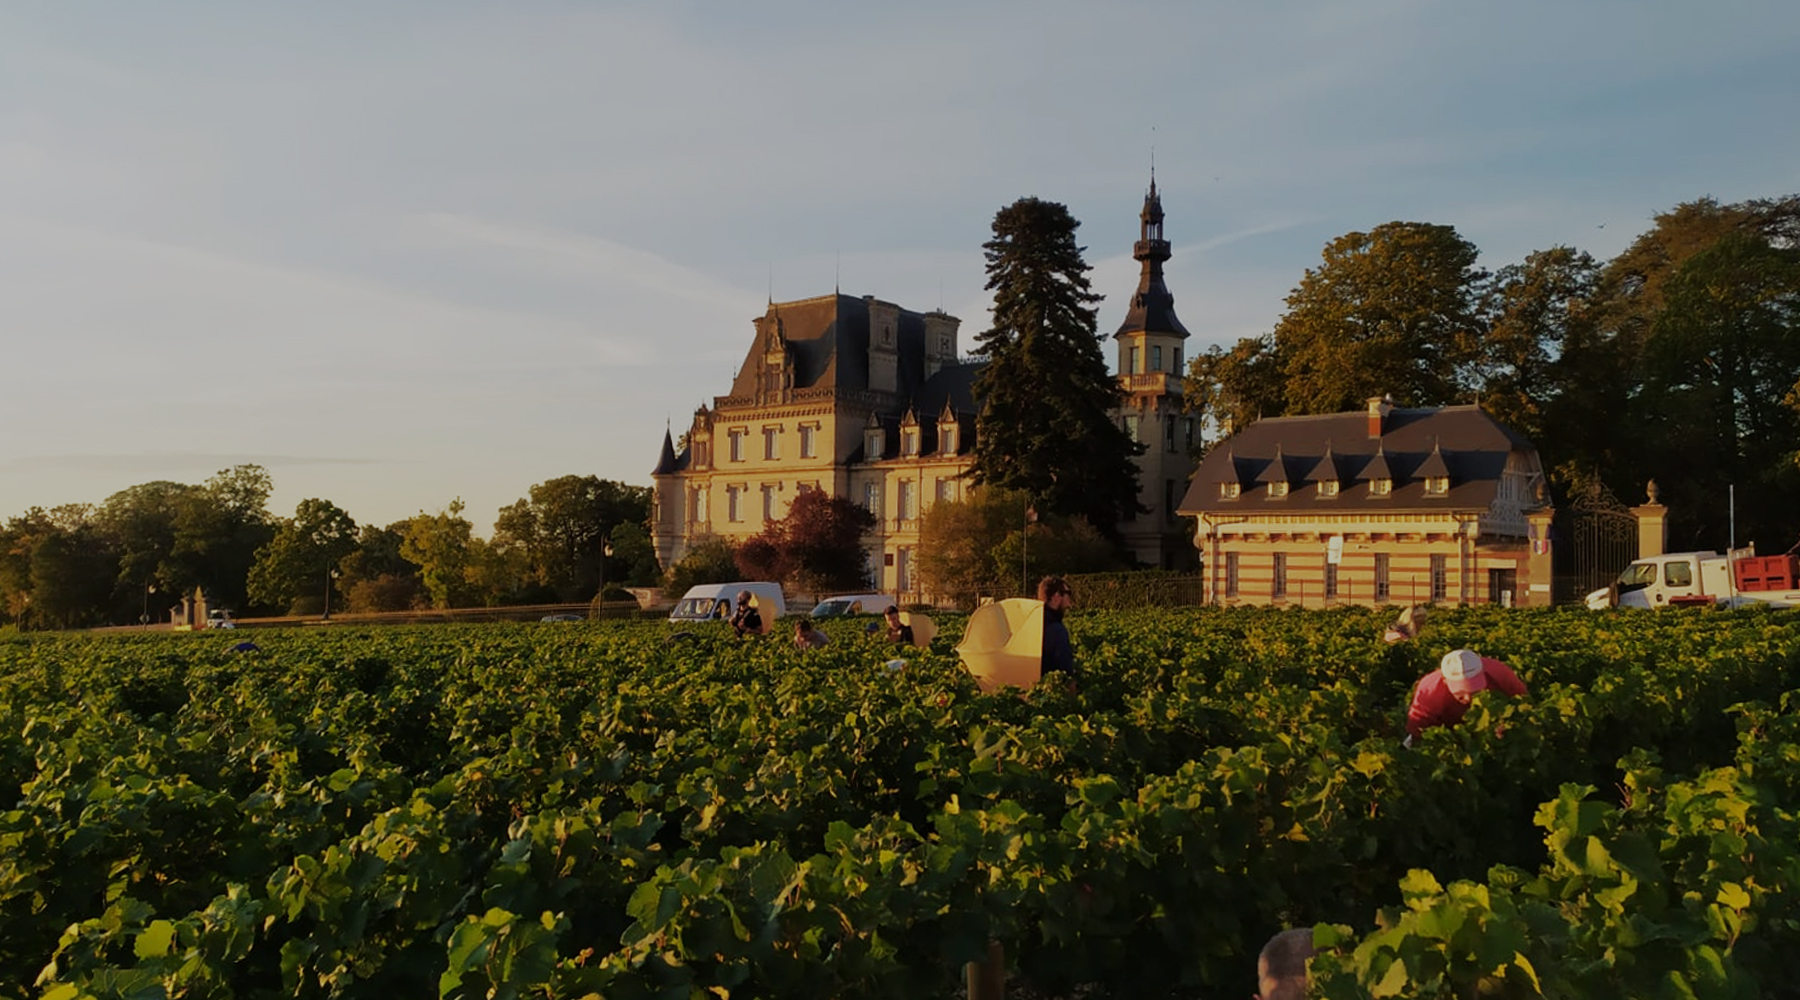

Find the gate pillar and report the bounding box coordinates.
[1630,480,1668,559]
[1525,505,1556,608]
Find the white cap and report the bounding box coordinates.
[1439,649,1488,694]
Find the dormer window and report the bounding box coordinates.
[901,428,920,457]
[1318,480,1340,498]
[1220,482,1241,499]
[1268,481,1290,499]
[1370,478,1392,497]
[865,427,885,459]
[1425,476,1449,495]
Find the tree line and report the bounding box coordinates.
[1185,195,1800,552]
[0,470,657,630]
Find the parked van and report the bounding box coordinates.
[808,593,894,618]
[668,582,788,624]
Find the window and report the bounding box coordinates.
[1318,480,1340,498]
[1173,347,1183,373]
[727,486,744,522]
[898,480,915,522]
[1325,561,1339,600]
[1152,345,1163,371]
[1185,418,1195,448]
[799,424,816,459]
[1165,415,1177,452]
[1268,481,1289,499]
[941,421,959,454]
[1424,476,1448,495]
[1430,554,1447,602]
[902,429,920,457]
[1665,560,1693,587]
[1124,415,1141,442]
[1272,553,1288,599]
[692,488,708,523]
[936,478,956,503]
[763,427,780,461]
[1225,552,1240,598]
[1375,553,1391,601]
[1164,479,1177,520]
[729,429,746,463]
[1129,346,1141,374]
[1370,478,1392,497]
[865,428,884,459]
[863,482,882,519]
[1221,482,1241,499]
[762,485,778,522]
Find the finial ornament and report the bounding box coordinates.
[1646,479,1661,504]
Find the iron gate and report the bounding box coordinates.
[1563,478,1638,604]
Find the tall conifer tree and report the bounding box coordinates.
[969,197,1141,533]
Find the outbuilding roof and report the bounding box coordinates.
[1179,404,1534,515]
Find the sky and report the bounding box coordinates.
[3,1,1796,534]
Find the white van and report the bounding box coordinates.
[808,593,895,618]
[668,582,788,624]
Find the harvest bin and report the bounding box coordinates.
[1733,554,1799,592]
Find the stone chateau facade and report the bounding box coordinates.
[651,179,1200,598]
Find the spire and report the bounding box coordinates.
[1114,171,1190,340]
[652,427,683,476]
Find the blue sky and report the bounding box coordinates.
[3,1,1796,533]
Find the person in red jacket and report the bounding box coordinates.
[1404,648,1528,746]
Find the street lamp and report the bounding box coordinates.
[323,568,340,621]
[142,582,156,630]
[1021,504,1037,596]
[597,539,615,618]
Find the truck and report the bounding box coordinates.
[1585,546,1800,610]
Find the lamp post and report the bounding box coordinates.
[142,582,156,629]
[597,539,615,618]
[1021,504,1037,596]
[323,568,339,621]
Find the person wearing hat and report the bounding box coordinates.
[1404,648,1528,745]
[729,591,764,638]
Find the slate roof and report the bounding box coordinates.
[1178,405,1535,515]
[726,293,944,402]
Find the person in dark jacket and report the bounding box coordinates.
[883,605,914,645]
[730,591,764,638]
[1038,575,1075,687]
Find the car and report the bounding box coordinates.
[808,593,895,618]
[540,613,584,622]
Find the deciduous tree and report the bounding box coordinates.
[663,536,741,596]
[734,491,876,594]
[247,499,359,614]
[1273,222,1485,413]
[399,500,479,609]
[492,475,652,601]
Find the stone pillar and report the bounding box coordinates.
[1525,506,1556,608]
[1631,480,1668,559]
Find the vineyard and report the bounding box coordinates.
[3,606,1799,999]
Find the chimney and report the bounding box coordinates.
[1367,395,1393,438]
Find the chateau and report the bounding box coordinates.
[651,180,1200,598]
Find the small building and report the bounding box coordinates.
[1177,397,1554,607]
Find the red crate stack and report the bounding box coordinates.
[1734,554,1799,592]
